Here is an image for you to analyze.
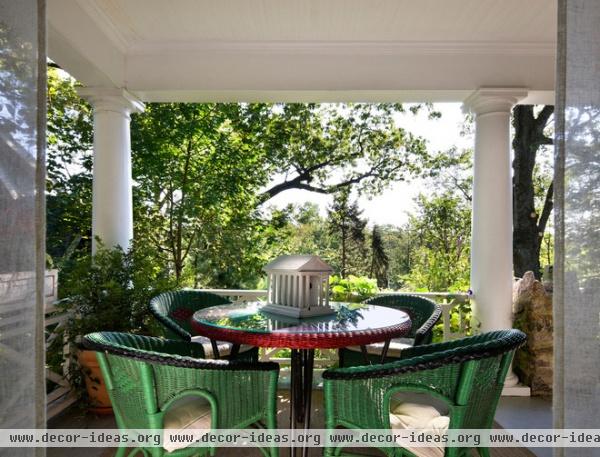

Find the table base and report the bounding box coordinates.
[289,349,314,457]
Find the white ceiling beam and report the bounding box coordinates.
[46,0,556,104]
[127,47,555,103]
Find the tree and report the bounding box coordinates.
[403,194,471,291]
[327,190,367,277]
[46,66,94,258]
[512,105,554,279]
[370,225,389,288]
[258,103,431,200]
[45,71,440,288]
[131,103,266,284]
[130,102,433,285]
[377,225,415,289]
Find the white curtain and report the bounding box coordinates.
[554,1,600,456]
[0,0,46,456]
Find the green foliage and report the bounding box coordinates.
[127,102,434,287]
[369,225,389,287]
[402,193,471,292]
[46,66,93,257]
[259,103,431,199]
[60,240,175,339]
[131,103,267,284]
[280,203,336,257]
[54,241,175,399]
[431,298,473,342]
[327,190,367,277]
[46,70,448,290]
[329,275,378,303]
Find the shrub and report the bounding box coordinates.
[56,240,175,398]
[329,275,378,303]
[61,240,175,339]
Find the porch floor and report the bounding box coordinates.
[48,391,549,457]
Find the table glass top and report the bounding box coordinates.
[192,301,410,335]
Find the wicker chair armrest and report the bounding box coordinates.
[413,303,442,345]
[323,330,526,381]
[84,332,278,372]
[399,329,525,361]
[148,304,192,341]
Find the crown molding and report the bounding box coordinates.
[74,0,135,54]
[127,40,556,57]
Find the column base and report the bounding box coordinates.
[502,384,531,397]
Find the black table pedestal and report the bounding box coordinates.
[289,349,314,457]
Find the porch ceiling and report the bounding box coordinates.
[48,0,557,103]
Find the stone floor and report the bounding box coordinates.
[48,392,550,457]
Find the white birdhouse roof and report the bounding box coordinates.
[263,255,333,273]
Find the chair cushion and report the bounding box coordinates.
[346,337,414,358]
[389,392,450,457]
[190,335,253,359]
[163,396,212,452]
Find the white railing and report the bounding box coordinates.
[44,270,77,419]
[376,291,471,341]
[198,289,267,304]
[0,269,74,419]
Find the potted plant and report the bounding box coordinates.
[60,240,173,413]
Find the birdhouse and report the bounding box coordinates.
[262,255,335,318]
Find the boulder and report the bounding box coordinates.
[512,271,553,396]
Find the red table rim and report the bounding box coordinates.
[191,316,412,349]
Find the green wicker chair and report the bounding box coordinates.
[339,294,442,367]
[84,332,279,457]
[149,290,258,361]
[323,329,526,457]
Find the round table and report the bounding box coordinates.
[192,301,411,456]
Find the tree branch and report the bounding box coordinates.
[261,176,330,199]
[537,181,554,237]
[535,105,554,130]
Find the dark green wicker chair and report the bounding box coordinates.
[339,294,442,367]
[84,332,279,457]
[149,290,258,361]
[323,329,526,457]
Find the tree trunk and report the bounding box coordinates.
[512,105,554,279]
[341,225,347,278]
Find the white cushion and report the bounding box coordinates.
[346,337,414,358]
[389,392,450,457]
[190,335,253,359]
[163,396,212,452]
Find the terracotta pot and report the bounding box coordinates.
[78,349,113,415]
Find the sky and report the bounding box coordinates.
[267,103,474,227]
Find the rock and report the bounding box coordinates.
[512,271,553,397]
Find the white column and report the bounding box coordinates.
[463,88,527,386]
[78,88,144,252]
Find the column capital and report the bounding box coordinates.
[462,88,528,115]
[77,87,145,116]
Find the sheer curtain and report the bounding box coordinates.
[0,0,46,456]
[554,1,600,456]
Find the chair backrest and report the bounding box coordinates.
[363,294,441,343]
[83,331,279,432]
[83,332,203,430]
[149,290,231,341]
[323,329,526,433]
[446,331,525,429]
